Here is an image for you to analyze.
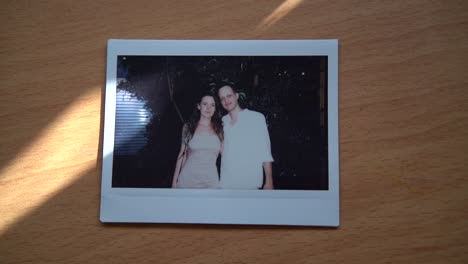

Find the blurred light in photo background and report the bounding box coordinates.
[114,87,152,156]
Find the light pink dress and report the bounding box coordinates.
[176,133,221,189]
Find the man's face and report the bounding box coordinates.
[218,86,239,112]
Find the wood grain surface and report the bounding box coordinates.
[1,0,467,263]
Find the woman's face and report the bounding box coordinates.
[198,96,216,119]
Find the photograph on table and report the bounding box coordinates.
[100,40,339,226]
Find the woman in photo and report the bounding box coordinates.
[171,93,223,189]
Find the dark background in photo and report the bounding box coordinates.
[112,56,328,190]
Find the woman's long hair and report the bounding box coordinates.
[184,94,223,144]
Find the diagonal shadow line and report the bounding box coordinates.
[0,83,108,262]
[0,158,330,263]
[0,78,103,179]
[0,0,299,177]
[0,83,333,263]
[0,165,332,263]
[0,3,318,258]
[0,0,288,177]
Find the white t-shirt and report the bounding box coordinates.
[220,109,274,189]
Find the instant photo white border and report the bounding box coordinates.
[100,40,339,226]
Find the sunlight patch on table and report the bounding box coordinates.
[256,0,303,32]
[0,86,102,234]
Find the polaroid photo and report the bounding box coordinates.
[100,40,339,226]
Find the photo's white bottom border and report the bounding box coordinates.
[101,190,339,226]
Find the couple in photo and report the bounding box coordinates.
[172,85,274,190]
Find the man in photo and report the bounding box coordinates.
[217,85,274,190]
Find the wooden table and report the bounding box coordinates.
[1,1,467,263]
